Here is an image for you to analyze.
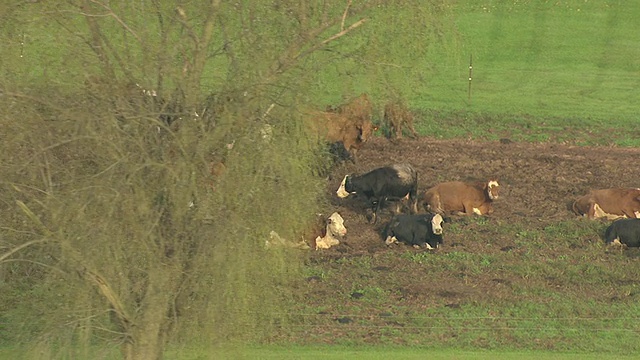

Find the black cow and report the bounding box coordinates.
[384,213,444,249]
[604,218,640,247]
[336,163,418,224]
[328,141,353,164]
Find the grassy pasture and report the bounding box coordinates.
[314,1,640,145]
[2,345,637,360]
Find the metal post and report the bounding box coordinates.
[468,54,473,101]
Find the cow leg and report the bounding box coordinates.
[371,199,383,224]
[408,123,418,138]
[462,202,475,216]
[394,201,401,215]
[622,208,638,218]
[587,202,597,219]
[409,189,418,214]
[395,124,402,139]
[349,149,358,164]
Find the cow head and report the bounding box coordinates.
[431,213,444,235]
[326,212,347,238]
[384,235,398,245]
[336,175,352,198]
[486,180,500,200]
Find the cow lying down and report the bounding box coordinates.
[604,218,640,247]
[573,188,640,220]
[384,213,444,249]
[266,212,347,250]
[422,179,500,216]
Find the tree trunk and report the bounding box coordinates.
[122,265,179,360]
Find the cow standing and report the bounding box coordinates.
[333,93,373,125]
[308,110,375,163]
[336,163,418,224]
[383,99,418,139]
[384,213,444,249]
[604,218,640,247]
[422,179,500,216]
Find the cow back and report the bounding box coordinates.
[575,188,640,218]
[423,181,487,214]
[337,93,373,123]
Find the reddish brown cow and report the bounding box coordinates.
[572,188,640,220]
[422,180,500,216]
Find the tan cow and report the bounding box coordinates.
[333,93,373,124]
[422,180,500,216]
[308,110,375,162]
[383,100,418,139]
[572,188,640,220]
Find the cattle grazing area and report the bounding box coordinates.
[283,136,640,353]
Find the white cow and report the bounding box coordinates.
[314,212,347,250]
[266,212,347,251]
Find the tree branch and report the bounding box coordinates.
[340,0,352,31]
[82,268,132,332]
[0,238,48,263]
[295,18,367,61]
[89,0,141,43]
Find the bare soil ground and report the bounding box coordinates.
[322,136,640,254]
[289,136,640,347]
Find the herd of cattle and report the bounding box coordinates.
[266,93,640,251]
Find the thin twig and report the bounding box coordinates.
[296,18,367,60]
[0,238,48,263]
[89,0,141,42]
[341,0,352,31]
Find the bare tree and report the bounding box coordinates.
[0,1,391,359]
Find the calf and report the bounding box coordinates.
[604,218,640,247]
[383,99,418,139]
[266,212,347,250]
[313,212,348,250]
[384,213,444,249]
[572,188,640,220]
[422,179,500,216]
[329,141,353,162]
[336,163,418,224]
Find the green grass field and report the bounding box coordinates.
[313,1,640,145]
[2,345,637,360]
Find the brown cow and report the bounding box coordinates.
[334,93,373,124]
[308,110,374,162]
[384,100,418,139]
[572,188,640,220]
[422,180,500,216]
